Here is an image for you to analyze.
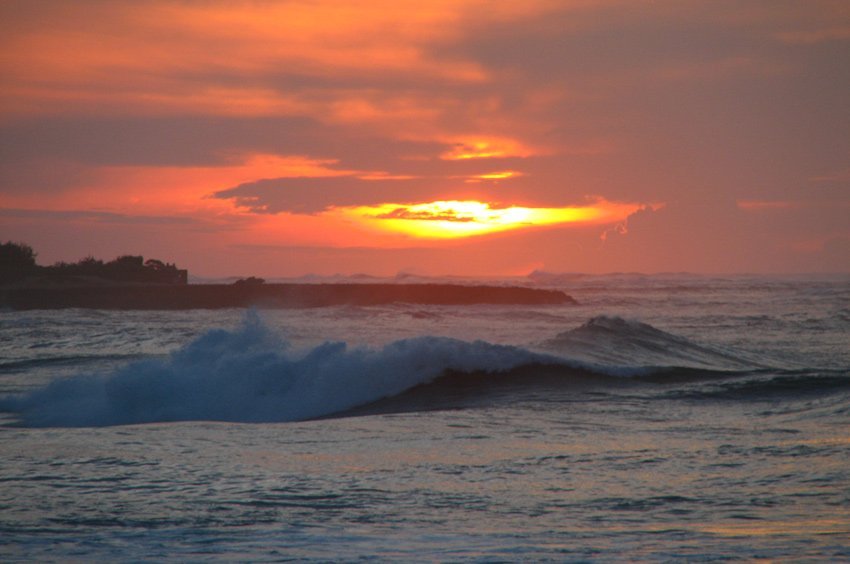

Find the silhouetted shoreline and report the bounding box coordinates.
[0,283,574,310]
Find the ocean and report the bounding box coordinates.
[1,274,848,561]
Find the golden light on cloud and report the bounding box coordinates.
[476,171,522,180]
[338,199,645,239]
[460,170,524,183]
[356,173,420,181]
[441,137,535,160]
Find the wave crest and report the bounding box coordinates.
[540,315,764,370]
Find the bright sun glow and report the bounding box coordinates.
[337,199,642,239]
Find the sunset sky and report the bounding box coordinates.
[1,1,848,277]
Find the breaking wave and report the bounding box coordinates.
[0,312,554,427]
[2,313,837,428]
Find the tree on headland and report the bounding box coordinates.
[145,259,166,271]
[233,276,265,286]
[0,242,188,285]
[0,241,37,269]
[112,255,144,268]
[54,253,188,284]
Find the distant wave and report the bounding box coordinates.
[1,313,840,428]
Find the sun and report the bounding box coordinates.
[335,199,642,239]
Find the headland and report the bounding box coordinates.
[0,242,574,309]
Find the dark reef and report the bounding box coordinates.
[0,283,574,310]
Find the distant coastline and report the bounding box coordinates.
[0,283,574,310]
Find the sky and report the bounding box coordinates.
[1,0,848,277]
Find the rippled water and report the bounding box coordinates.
[1,274,849,560]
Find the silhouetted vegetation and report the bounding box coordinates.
[1,242,187,286]
[0,242,39,283]
[233,276,265,286]
[0,241,37,269]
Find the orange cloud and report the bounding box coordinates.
[0,0,572,173]
[0,2,503,120]
[0,0,567,155]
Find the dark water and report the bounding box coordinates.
[1,274,848,560]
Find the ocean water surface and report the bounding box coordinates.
[1,274,849,560]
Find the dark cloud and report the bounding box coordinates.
[0,115,442,171]
[374,208,474,222]
[453,7,756,80]
[439,2,850,209]
[211,165,596,215]
[0,208,197,225]
[214,176,460,214]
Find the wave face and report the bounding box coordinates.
[540,316,766,371]
[0,312,554,427]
